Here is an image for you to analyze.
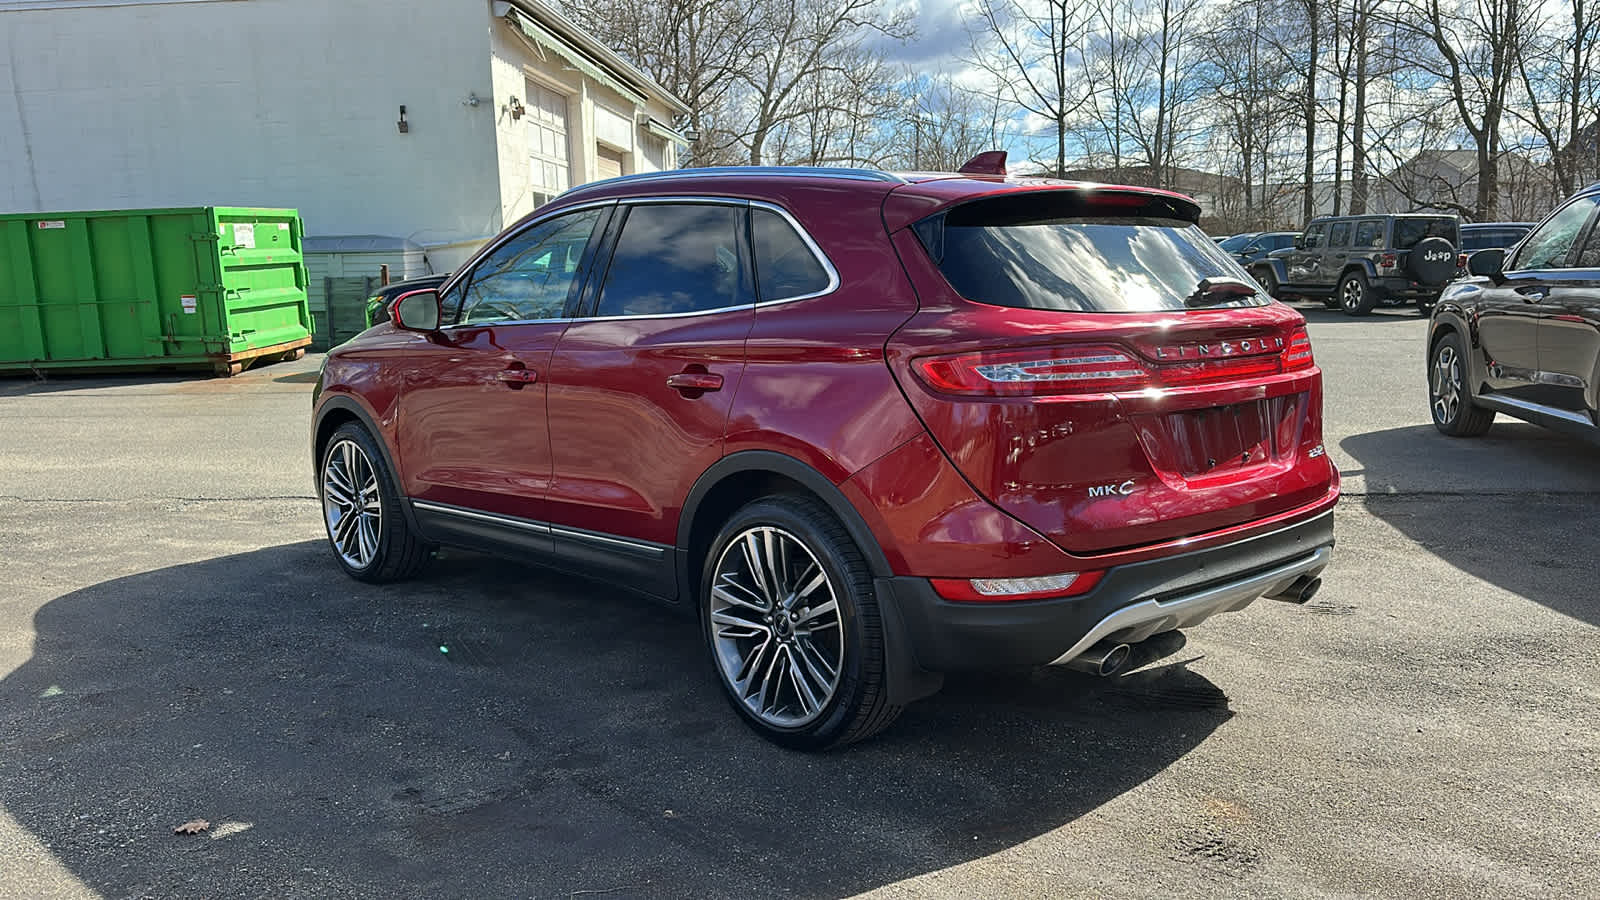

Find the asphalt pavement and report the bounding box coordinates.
[0,304,1597,899]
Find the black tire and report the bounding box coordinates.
[1320,294,1341,309]
[1428,332,1494,436]
[319,422,434,582]
[700,494,901,749]
[1251,266,1279,298]
[1338,271,1377,316]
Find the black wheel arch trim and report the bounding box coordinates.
[1427,309,1486,400]
[676,451,895,599]
[313,395,423,535]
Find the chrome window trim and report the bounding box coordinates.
[438,199,617,331]
[747,200,842,304]
[439,195,844,329]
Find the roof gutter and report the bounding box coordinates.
[493,0,690,117]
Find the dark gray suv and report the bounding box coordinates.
[1250,214,1461,315]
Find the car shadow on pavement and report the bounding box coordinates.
[1342,425,1600,627]
[0,542,1227,899]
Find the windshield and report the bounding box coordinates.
[1217,233,1257,252]
[918,203,1268,313]
[1393,217,1459,249]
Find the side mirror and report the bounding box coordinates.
[1468,248,1506,278]
[392,289,442,332]
[1241,245,1261,255]
[1294,236,1306,250]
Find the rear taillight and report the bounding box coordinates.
[1283,327,1314,371]
[915,346,1147,396]
[915,328,1316,396]
[1457,253,1469,269]
[930,570,1106,603]
[1380,252,1398,269]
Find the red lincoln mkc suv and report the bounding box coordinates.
[312,155,1338,748]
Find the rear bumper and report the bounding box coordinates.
[1372,276,1445,301]
[877,509,1335,671]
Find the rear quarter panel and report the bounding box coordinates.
[723,184,926,481]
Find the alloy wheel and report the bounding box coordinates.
[1431,345,1462,425]
[1341,278,1363,311]
[708,526,844,728]
[322,438,383,569]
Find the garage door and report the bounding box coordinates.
[596,146,624,180]
[526,79,570,203]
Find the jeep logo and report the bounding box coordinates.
[1087,479,1137,498]
[1423,250,1452,262]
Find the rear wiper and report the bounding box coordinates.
[1185,277,1259,308]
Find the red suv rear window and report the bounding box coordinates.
[914,194,1268,313]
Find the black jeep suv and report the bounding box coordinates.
[1428,186,1600,442]
[1250,213,1460,315]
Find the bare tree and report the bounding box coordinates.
[1514,0,1600,198]
[1399,0,1536,219]
[967,0,1093,177]
[887,72,1005,171]
[740,0,912,165]
[1199,0,1303,226]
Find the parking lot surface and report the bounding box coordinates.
[1,305,1597,899]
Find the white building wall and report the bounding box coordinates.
[0,0,502,250]
[488,16,683,227]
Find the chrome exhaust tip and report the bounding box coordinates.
[1268,574,1322,605]
[1061,640,1133,677]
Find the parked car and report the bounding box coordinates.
[312,161,1338,748]
[1457,222,1534,273]
[1250,213,1460,315]
[363,273,451,329]
[1233,231,1299,266]
[1216,232,1260,252]
[1428,189,1600,442]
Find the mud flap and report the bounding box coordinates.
[874,577,944,706]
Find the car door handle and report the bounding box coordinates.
[1516,287,1547,303]
[666,372,723,392]
[496,368,538,387]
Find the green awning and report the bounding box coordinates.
[506,9,647,108]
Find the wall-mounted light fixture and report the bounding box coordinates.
[505,97,526,121]
[397,105,409,134]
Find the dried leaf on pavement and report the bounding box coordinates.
[173,819,210,835]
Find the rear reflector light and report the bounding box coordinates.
[915,329,1316,395]
[931,570,1106,602]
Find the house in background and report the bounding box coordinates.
[0,0,689,338]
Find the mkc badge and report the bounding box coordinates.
[1087,479,1137,498]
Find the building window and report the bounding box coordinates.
[525,78,570,203]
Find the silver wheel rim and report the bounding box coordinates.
[1342,278,1362,310]
[322,438,382,569]
[708,526,844,728]
[1431,345,1462,424]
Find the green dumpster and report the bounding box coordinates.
[0,207,312,377]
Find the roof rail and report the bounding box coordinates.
[559,166,906,197]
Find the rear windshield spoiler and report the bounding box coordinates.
[883,182,1202,233]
